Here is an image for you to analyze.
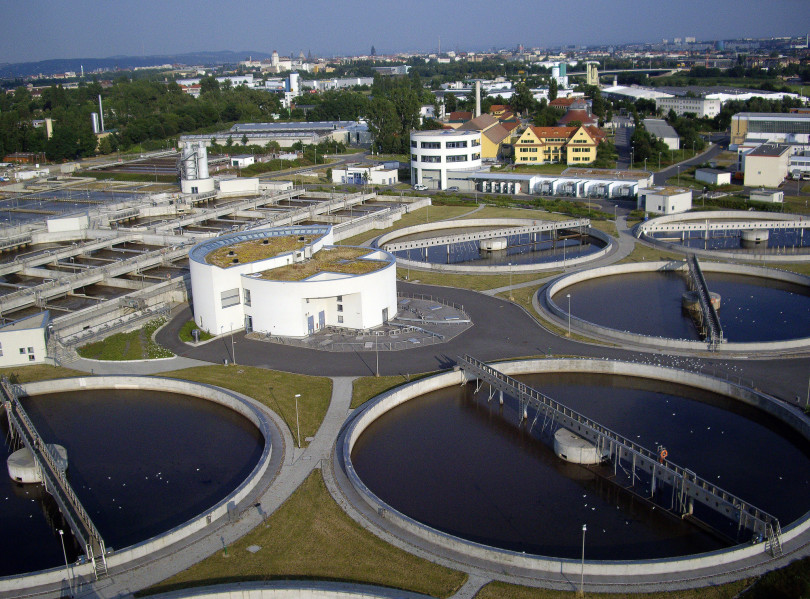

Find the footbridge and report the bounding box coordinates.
[383,219,590,252]
[456,355,782,555]
[637,218,810,238]
[1,377,109,578]
[686,254,724,349]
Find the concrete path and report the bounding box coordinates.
[68,356,210,375]
[13,376,354,599]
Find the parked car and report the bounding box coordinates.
[413,184,428,191]
[446,186,460,192]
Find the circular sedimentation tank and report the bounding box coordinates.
[545,261,810,352]
[341,360,810,581]
[637,210,810,261]
[376,218,612,272]
[0,377,273,579]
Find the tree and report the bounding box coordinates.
[241,134,249,146]
[511,82,535,115]
[548,78,558,102]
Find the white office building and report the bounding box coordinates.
[410,130,482,190]
[189,226,397,338]
[656,96,721,118]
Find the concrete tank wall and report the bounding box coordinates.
[341,358,810,579]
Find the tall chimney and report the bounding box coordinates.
[98,95,105,132]
[475,81,481,118]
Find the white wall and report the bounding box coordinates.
[219,178,259,195]
[0,327,47,367]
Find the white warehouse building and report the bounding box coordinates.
[189,226,398,338]
[410,129,482,190]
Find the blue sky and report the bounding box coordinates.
[1,0,809,63]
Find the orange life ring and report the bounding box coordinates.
[660,449,668,460]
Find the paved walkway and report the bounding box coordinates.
[68,356,210,375]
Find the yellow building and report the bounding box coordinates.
[457,114,512,160]
[514,125,605,165]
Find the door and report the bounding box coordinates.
[245,315,253,333]
[318,310,325,329]
[307,315,314,335]
[382,307,388,323]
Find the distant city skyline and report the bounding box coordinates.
[2,0,809,65]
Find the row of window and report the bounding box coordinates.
[413,154,480,163]
[410,139,481,149]
[0,342,36,361]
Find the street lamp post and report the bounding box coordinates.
[703,186,707,207]
[677,165,681,186]
[643,157,647,172]
[508,262,513,301]
[230,322,236,365]
[294,393,301,449]
[58,529,71,597]
[579,524,587,597]
[566,293,571,337]
[658,151,662,170]
[375,332,380,378]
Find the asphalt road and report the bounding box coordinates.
[156,281,810,406]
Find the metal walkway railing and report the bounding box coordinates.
[1,377,109,578]
[686,254,724,349]
[457,355,782,556]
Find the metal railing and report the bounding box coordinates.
[457,354,782,555]
[686,254,724,349]
[1,377,108,577]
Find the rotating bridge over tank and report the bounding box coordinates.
[1,377,108,579]
[456,354,783,554]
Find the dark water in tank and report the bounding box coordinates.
[394,232,606,266]
[351,373,810,560]
[0,389,264,576]
[652,228,810,253]
[555,271,810,342]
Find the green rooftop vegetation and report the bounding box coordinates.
[260,246,386,281]
[206,235,318,268]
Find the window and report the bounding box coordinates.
[446,141,468,149]
[471,153,481,160]
[411,154,418,162]
[337,315,343,323]
[420,141,441,149]
[337,296,343,301]
[28,354,35,362]
[19,348,25,355]
[446,154,468,162]
[0,342,3,357]
[421,155,441,163]
[337,304,343,312]
[27,347,33,354]
[221,288,240,308]
[244,288,251,306]
[471,139,480,146]
[410,140,417,148]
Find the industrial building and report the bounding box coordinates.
[331,163,399,186]
[188,226,398,338]
[179,121,373,150]
[743,144,791,188]
[410,129,482,190]
[656,96,721,118]
[643,119,680,150]
[0,312,50,367]
[695,168,732,186]
[730,112,810,149]
[638,186,693,215]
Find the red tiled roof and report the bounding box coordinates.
[549,97,578,108]
[501,121,520,132]
[482,124,511,145]
[448,111,473,121]
[529,126,577,139]
[458,114,499,131]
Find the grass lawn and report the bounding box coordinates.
[618,244,685,264]
[474,580,751,599]
[460,206,559,220]
[351,373,437,409]
[0,364,84,383]
[337,205,476,246]
[178,320,213,343]
[144,471,466,598]
[162,365,331,448]
[399,268,549,292]
[77,318,173,360]
[783,194,810,216]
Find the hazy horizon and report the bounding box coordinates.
[2,0,809,65]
